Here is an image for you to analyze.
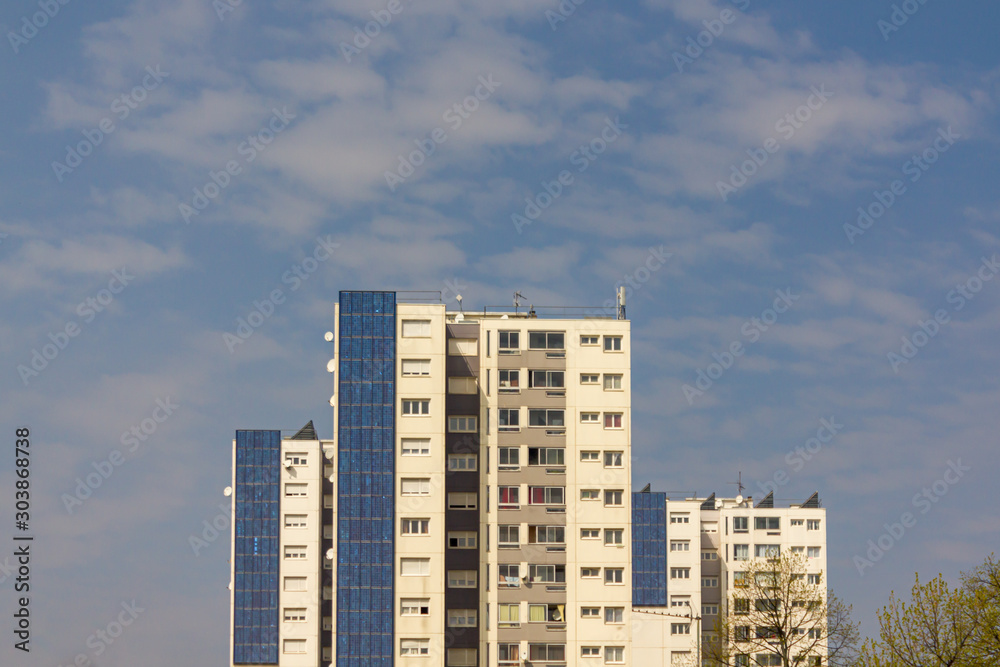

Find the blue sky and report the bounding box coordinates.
[1,0,998,663]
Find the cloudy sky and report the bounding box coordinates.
[1,0,998,663]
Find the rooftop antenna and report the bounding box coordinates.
[513,291,524,316]
[617,286,626,320]
[455,294,464,313]
[729,471,746,496]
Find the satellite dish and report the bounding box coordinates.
[328,474,335,483]
[735,495,744,505]
[323,448,335,460]
[326,549,334,560]
[715,499,723,509]
[500,314,508,320]
[329,395,336,406]
[324,331,334,342]
[326,359,336,372]
[223,486,232,497]
[456,312,465,322]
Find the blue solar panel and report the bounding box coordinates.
[233,429,280,664]
[337,291,395,665]
[632,492,668,606]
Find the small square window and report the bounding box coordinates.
[604,490,623,506]
[581,489,599,500]
[604,451,623,467]
[605,646,625,663]
[581,412,600,423]
[604,336,622,351]
[401,598,430,615]
[401,438,430,456]
[604,568,624,584]
[400,638,430,655]
[581,607,601,618]
[582,646,601,656]
[581,528,600,539]
[604,529,624,545]
[448,416,477,432]
[580,335,599,346]
[670,540,689,552]
[401,518,430,535]
[581,567,601,579]
[581,374,599,384]
[604,413,623,429]
[402,359,431,376]
[402,399,430,415]
[604,607,624,624]
[284,608,306,622]
[448,570,477,588]
[448,454,477,471]
[603,374,623,390]
[581,450,599,461]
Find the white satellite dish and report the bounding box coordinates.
[326,549,334,560]
[326,359,336,372]
[735,494,744,505]
[715,499,723,509]
[223,486,232,497]
[323,448,335,460]
[455,312,465,322]
[324,331,334,342]
[329,395,336,406]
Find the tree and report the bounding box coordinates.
[858,554,1000,667]
[704,553,859,667]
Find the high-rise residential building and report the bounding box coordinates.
[229,289,632,667]
[631,491,827,667]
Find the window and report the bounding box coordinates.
[400,558,430,576]
[582,646,601,657]
[670,540,690,552]
[499,369,519,389]
[284,514,306,528]
[447,649,477,666]
[756,544,780,559]
[604,336,622,351]
[756,654,782,666]
[733,516,749,532]
[528,603,564,623]
[702,551,718,560]
[529,644,566,662]
[735,654,750,667]
[807,519,821,530]
[734,572,749,588]
[448,338,477,355]
[528,409,564,427]
[284,545,306,559]
[808,574,822,585]
[604,490,623,506]
[499,564,520,587]
[581,335,599,345]
[605,607,624,624]
[671,623,691,635]
[499,447,520,468]
[448,493,477,510]
[499,408,520,431]
[582,607,601,618]
[499,603,520,626]
[285,483,307,497]
[530,564,566,583]
[401,518,429,535]
[448,570,477,588]
[808,628,822,639]
[755,517,780,531]
[702,604,719,616]
[581,373,599,384]
[498,643,520,665]
[604,529,624,545]
[401,320,430,337]
[448,377,477,394]
[581,489,599,501]
[581,567,601,578]
[528,331,565,350]
[284,577,307,591]
[529,525,565,544]
[402,399,430,415]
[581,528,600,539]
[499,486,520,509]
[284,608,306,622]
[499,330,520,352]
[605,646,624,663]
[401,438,430,456]
[670,513,689,524]
[671,568,690,579]
[528,447,564,466]
[447,609,477,627]
[284,639,306,654]
[400,598,430,616]
[604,451,623,467]
[733,544,749,560]
[756,598,780,613]
[498,524,520,547]
[401,478,430,495]
[604,413,623,429]
[791,519,804,526]
[402,359,430,376]
[529,370,565,388]
[448,415,477,432]
[284,453,307,466]
[808,546,821,559]
[603,374,623,390]
[528,486,565,505]
[670,597,690,608]
[791,546,805,554]
[580,450,599,461]
[605,568,624,584]
[734,599,750,614]
[400,638,430,656]
[702,577,719,587]
[448,454,477,471]
[734,626,751,641]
